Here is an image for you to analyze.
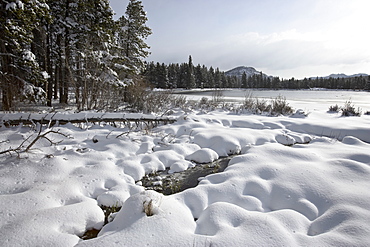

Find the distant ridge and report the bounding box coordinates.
[225,66,368,80]
[225,66,272,78]
[310,73,369,79]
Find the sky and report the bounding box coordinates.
[109,0,370,79]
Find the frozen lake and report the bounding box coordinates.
[174,89,370,111]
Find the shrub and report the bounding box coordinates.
[242,93,293,116]
[243,91,255,111]
[143,199,154,216]
[21,83,46,104]
[328,104,340,112]
[341,100,361,116]
[212,89,224,103]
[199,96,209,106]
[270,95,293,116]
[171,94,187,108]
[255,98,270,113]
[198,96,219,110]
[125,81,187,114]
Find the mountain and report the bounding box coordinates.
[310,73,369,79]
[225,66,272,78]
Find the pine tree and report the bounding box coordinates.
[185,55,196,89]
[214,68,221,88]
[74,0,119,110]
[46,0,123,110]
[158,63,169,88]
[220,72,227,88]
[194,64,205,88]
[168,63,179,88]
[46,0,78,105]
[241,72,247,88]
[116,0,151,77]
[207,67,215,88]
[1,0,50,110]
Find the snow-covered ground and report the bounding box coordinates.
[1,90,370,246]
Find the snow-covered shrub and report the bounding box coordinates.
[291,109,309,118]
[328,104,340,112]
[270,95,293,116]
[212,89,224,103]
[126,82,187,113]
[144,91,188,113]
[243,92,255,111]
[255,98,271,113]
[242,94,293,116]
[21,82,46,104]
[199,97,209,105]
[341,100,361,116]
[198,96,217,110]
[171,95,187,108]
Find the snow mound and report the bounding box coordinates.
[77,190,196,246]
[169,160,194,173]
[185,148,219,163]
[99,190,164,235]
[175,140,370,246]
[275,133,296,145]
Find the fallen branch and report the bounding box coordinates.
[0,128,71,157]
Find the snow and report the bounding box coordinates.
[22,50,36,62]
[6,1,24,10]
[186,148,219,163]
[6,2,17,10]
[1,90,370,246]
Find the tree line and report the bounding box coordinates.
[284,76,370,90]
[143,57,370,91]
[143,56,241,89]
[1,0,151,111]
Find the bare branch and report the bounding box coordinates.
[0,128,71,157]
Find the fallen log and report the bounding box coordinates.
[0,113,177,128]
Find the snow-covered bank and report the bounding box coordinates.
[1,98,370,246]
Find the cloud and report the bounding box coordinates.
[149,30,326,72]
[144,0,370,78]
[162,28,368,78]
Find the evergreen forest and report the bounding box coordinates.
[1,0,151,111]
[143,58,370,91]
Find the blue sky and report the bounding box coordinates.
[109,0,370,79]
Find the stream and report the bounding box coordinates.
[140,156,233,195]
[81,156,233,240]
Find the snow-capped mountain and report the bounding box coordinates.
[225,66,272,78]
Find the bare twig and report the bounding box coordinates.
[0,128,70,157]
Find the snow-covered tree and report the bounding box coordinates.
[46,0,126,110]
[116,0,151,78]
[1,0,153,111]
[72,0,121,110]
[0,0,50,111]
[46,0,78,104]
